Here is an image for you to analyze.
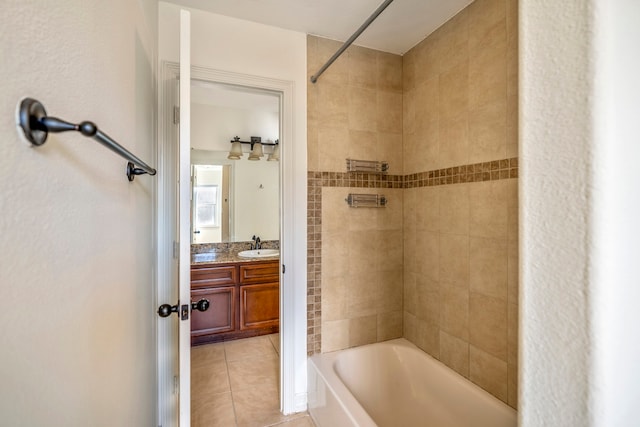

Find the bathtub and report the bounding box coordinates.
[308,339,516,427]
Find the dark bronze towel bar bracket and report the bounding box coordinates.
[17,97,157,182]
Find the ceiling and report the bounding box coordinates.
[168,0,473,55]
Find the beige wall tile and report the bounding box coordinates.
[348,45,377,90]
[440,233,470,287]
[307,121,319,170]
[318,126,349,172]
[415,77,440,124]
[416,230,440,282]
[439,114,469,168]
[377,51,403,93]
[416,319,440,358]
[348,129,378,161]
[439,281,469,340]
[416,276,440,325]
[413,118,440,172]
[436,9,469,74]
[507,93,518,155]
[468,99,507,163]
[470,345,508,403]
[416,187,440,232]
[322,188,349,233]
[322,231,349,279]
[470,180,508,239]
[508,362,518,409]
[508,238,519,305]
[348,86,378,131]
[321,275,348,321]
[439,184,470,235]
[378,188,403,230]
[468,0,507,51]
[469,46,507,111]
[379,270,404,313]
[414,36,439,86]
[377,310,403,341]
[349,315,377,347]
[377,91,403,133]
[403,272,417,315]
[403,311,418,343]
[347,267,379,318]
[322,319,350,352]
[377,132,403,175]
[469,236,508,299]
[315,37,348,85]
[440,330,470,378]
[508,302,518,365]
[349,199,380,231]
[317,82,349,129]
[378,230,404,271]
[403,87,416,135]
[469,292,508,360]
[439,62,469,122]
[403,49,416,91]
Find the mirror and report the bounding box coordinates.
[190,80,280,244]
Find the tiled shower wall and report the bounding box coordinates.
[307,35,405,354]
[306,0,518,409]
[402,0,519,407]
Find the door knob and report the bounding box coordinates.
[157,303,178,318]
[191,298,210,312]
[157,302,189,320]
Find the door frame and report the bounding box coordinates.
[156,60,301,424]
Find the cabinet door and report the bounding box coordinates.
[239,282,279,330]
[191,286,236,337]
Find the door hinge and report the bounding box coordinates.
[173,375,179,395]
[173,241,179,259]
[173,106,180,124]
[282,264,286,274]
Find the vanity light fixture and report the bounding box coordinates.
[227,136,279,162]
[267,141,280,161]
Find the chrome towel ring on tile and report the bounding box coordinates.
[16,97,157,181]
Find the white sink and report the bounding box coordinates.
[238,249,279,258]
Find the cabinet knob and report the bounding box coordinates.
[191,298,210,312]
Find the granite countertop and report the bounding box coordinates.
[191,251,279,265]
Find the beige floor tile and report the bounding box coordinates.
[192,342,226,368]
[233,382,287,427]
[225,335,277,361]
[272,415,316,426]
[228,353,279,392]
[268,333,280,355]
[192,360,231,395]
[192,391,236,427]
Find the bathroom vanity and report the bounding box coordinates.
[190,255,279,345]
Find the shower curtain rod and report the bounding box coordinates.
[17,97,157,182]
[310,0,395,84]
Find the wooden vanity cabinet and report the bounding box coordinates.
[239,262,280,331]
[191,260,279,345]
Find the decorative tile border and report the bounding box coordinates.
[306,157,519,355]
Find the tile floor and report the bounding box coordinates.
[191,334,316,427]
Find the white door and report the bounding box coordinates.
[156,10,192,427]
[177,9,192,426]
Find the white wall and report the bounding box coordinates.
[191,103,279,152]
[521,0,640,426]
[0,0,157,426]
[159,2,308,412]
